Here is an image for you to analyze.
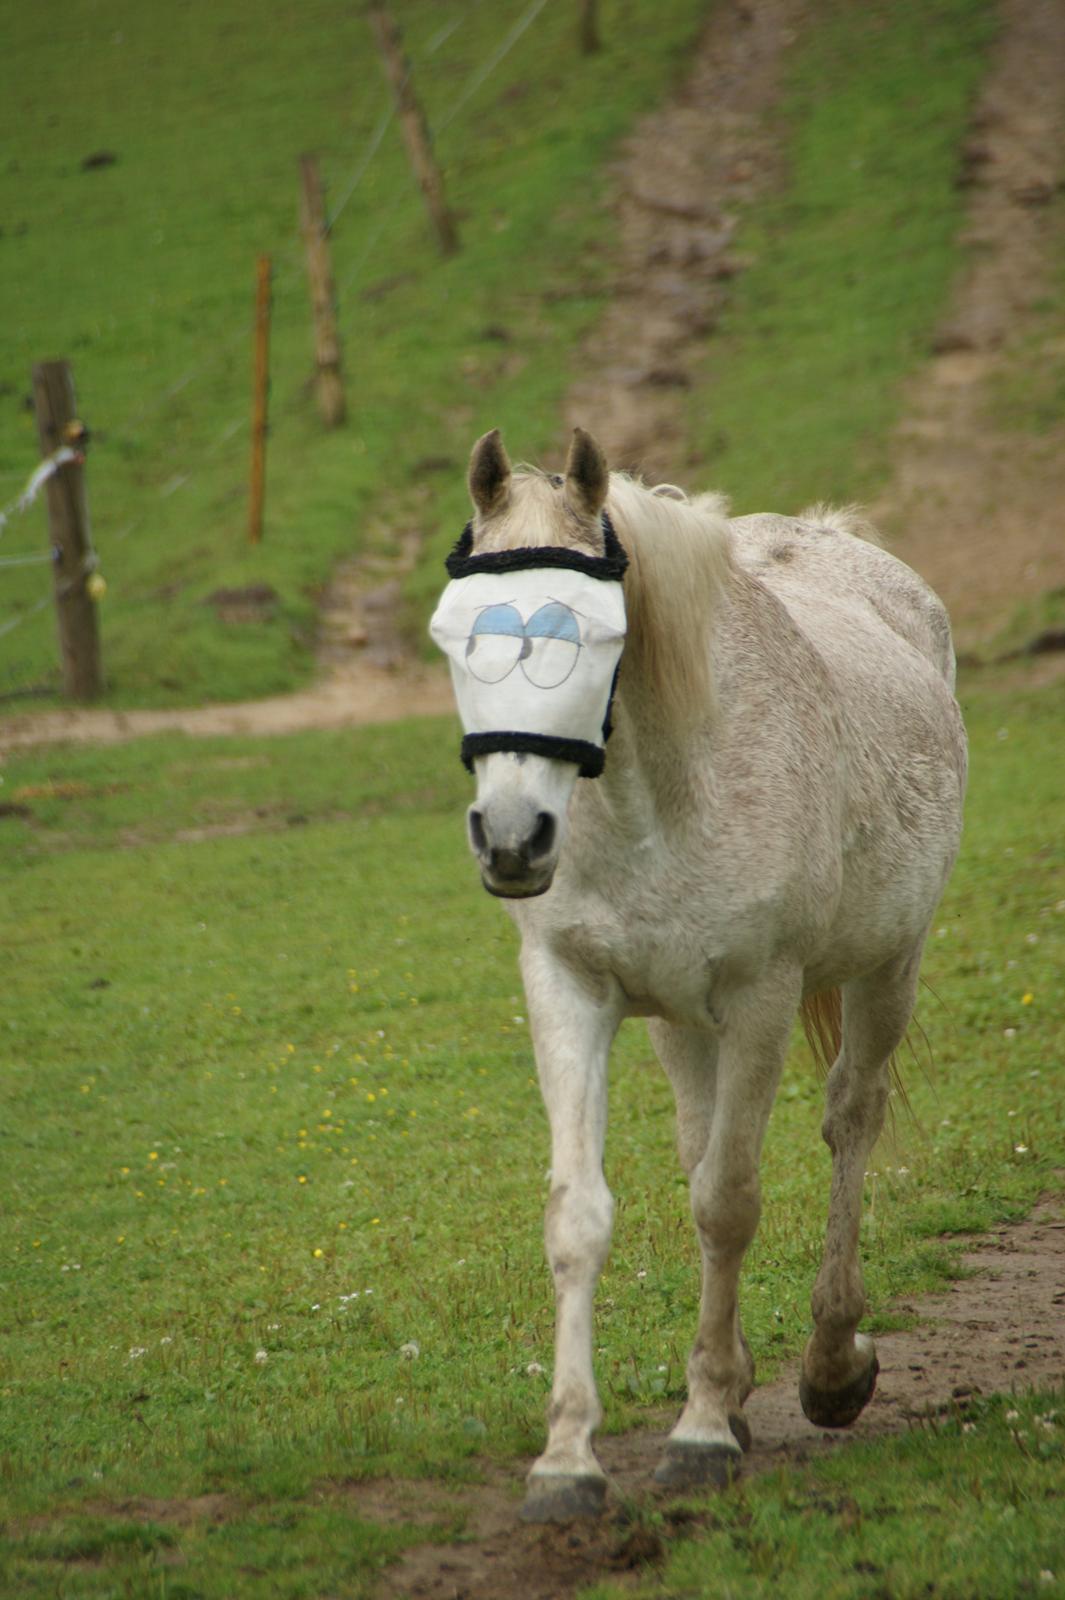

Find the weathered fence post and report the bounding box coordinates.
[367,2,459,257]
[579,0,600,54]
[299,154,347,428]
[248,253,272,545]
[31,360,101,701]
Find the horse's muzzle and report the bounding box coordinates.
[468,805,558,898]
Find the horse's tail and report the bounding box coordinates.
[801,987,914,1112]
[801,988,842,1076]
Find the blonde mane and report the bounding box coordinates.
[606,474,733,731]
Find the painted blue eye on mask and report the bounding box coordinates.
[466,600,583,689]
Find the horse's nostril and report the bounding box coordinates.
[468,809,488,854]
[528,811,556,861]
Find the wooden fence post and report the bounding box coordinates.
[367,2,459,257]
[248,254,272,545]
[579,0,600,54]
[31,360,101,701]
[299,154,347,428]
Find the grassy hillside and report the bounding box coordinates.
[2,0,997,709]
[0,0,708,705]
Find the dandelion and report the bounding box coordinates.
[313,1247,324,1258]
[1021,992,1034,1005]
[636,1269,648,1280]
[399,1341,420,1360]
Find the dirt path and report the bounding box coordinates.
[563,0,800,478]
[347,1198,1065,1600]
[871,0,1065,652]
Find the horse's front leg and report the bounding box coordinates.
[655,965,800,1490]
[519,940,622,1524]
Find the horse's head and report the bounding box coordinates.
[430,428,627,898]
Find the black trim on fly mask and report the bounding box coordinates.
[446,508,627,780]
[445,509,629,582]
[460,730,605,779]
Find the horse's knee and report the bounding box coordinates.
[691,1167,760,1254]
[544,1180,614,1277]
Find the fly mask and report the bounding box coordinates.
[430,512,628,780]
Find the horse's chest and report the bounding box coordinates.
[548,889,733,1028]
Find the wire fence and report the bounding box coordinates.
[0,0,558,694]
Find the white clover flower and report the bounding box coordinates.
[128,1347,148,1361]
[399,1341,420,1361]
[526,1361,544,1377]
[254,1349,268,1365]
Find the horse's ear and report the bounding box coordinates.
[563,428,609,518]
[468,429,512,517]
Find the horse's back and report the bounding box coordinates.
[728,511,957,690]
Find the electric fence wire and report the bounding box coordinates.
[0,0,548,668]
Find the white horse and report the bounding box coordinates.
[430,428,967,1522]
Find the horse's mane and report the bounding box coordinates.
[490,468,733,731]
[606,473,733,731]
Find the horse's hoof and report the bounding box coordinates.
[653,1440,742,1491]
[520,1472,607,1523]
[728,1410,753,1453]
[799,1353,879,1429]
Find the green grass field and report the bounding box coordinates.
[0,673,1062,1596]
[4,0,1064,1594]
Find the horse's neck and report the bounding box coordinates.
[587,677,718,842]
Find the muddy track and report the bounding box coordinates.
[357,1199,1065,1600]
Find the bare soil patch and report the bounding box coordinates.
[870,0,1065,651]
[563,0,801,479]
[360,1198,1065,1600]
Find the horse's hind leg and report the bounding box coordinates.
[800,946,922,1428]
[654,970,800,1490]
